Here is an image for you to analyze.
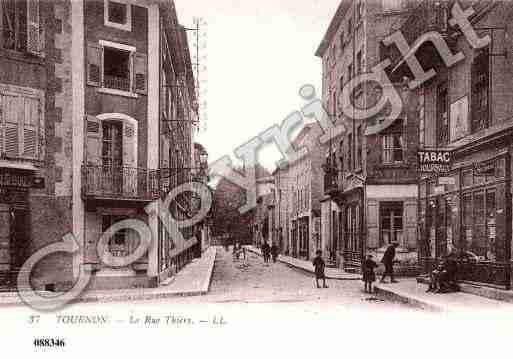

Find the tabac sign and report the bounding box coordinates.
[418,149,452,174]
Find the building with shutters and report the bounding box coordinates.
[316,0,419,272]
[0,0,199,291]
[390,0,513,289]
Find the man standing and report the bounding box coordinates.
[262,241,271,264]
[380,242,399,283]
[270,243,279,263]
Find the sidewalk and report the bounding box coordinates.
[0,246,217,307]
[246,246,360,280]
[374,278,513,312]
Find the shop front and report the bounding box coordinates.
[419,152,511,289]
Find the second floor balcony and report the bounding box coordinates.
[81,165,160,204]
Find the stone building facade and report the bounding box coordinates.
[0,0,200,291]
[391,0,513,288]
[316,0,419,271]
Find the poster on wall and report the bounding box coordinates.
[450,95,469,142]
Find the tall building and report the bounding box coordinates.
[316,0,418,271]
[392,0,513,289]
[0,0,200,291]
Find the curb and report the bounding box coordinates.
[0,247,219,307]
[247,247,360,281]
[373,284,443,312]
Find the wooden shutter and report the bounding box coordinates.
[0,95,3,155]
[3,95,20,157]
[405,201,417,250]
[133,53,147,94]
[26,0,41,55]
[22,97,38,159]
[122,122,136,167]
[367,200,379,248]
[85,115,101,165]
[87,42,102,87]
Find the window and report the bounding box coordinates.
[418,89,425,146]
[437,82,449,145]
[356,126,362,168]
[382,0,404,13]
[356,0,364,23]
[348,63,353,80]
[471,48,489,132]
[0,0,43,54]
[347,18,353,37]
[101,121,123,168]
[380,202,403,246]
[0,85,43,161]
[356,51,363,74]
[339,30,345,49]
[104,0,131,31]
[102,215,129,258]
[348,133,353,171]
[338,139,344,174]
[382,133,404,164]
[87,40,147,95]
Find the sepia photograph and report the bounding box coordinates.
[0,0,512,357]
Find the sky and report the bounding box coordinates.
[175,0,341,171]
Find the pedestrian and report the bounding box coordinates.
[262,241,271,264]
[312,250,328,288]
[270,243,279,263]
[380,242,399,283]
[362,254,378,293]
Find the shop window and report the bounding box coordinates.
[462,193,472,249]
[382,133,404,164]
[0,0,43,55]
[462,170,473,187]
[104,0,131,31]
[379,202,403,247]
[485,190,496,261]
[471,47,489,132]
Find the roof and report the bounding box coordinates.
[315,0,351,57]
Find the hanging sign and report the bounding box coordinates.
[418,149,451,173]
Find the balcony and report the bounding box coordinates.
[322,162,340,196]
[400,1,451,46]
[81,165,160,205]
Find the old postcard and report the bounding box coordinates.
[1,0,512,357]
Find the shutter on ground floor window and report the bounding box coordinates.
[495,184,507,262]
[26,0,41,55]
[133,53,147,94]
[87,42,102,87]
[367,201,379,248]
[405,201,417,250]
[85,115,101,165]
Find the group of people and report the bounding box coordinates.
[261,241,279,264]
[361,242,400,293]
[426,255,459,293]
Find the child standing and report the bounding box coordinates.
[362,254,378,293]
[312,250,328,288]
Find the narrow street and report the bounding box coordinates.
[192,247,410,310]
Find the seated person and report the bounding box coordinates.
[426,256,459,293]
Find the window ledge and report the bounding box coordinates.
[98,87,138,98]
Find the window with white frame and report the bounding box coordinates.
[0,84,44,161]
[382,132,404,164]
[104,0,131,31]
[86,40,147,95]
[0,0,44,54]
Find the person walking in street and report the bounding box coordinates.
[380,242,399,283]
[270,243,279,263]
[362,254,378,293]
[261,241,271,264]
[313,250,328,288]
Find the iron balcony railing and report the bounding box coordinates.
[400,1,451,46]
[103,74,131,92]
[81,165,160,201]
